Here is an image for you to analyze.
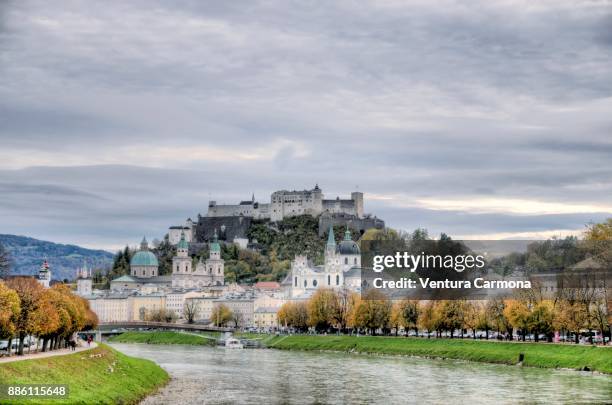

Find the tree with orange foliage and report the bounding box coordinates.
[0,281,20,356]
[353,290,391,335]
[504,299,530,341]
[277,301,309,332]
[5,277,43,355]
[330,287,358,333]
[307,288,339,332]
[31,288,61,352]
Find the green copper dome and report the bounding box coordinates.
[131,237,158,266]
[130,250,159,266]
[177,231,189,250]
[338,228,360,255]
[210,229,221,252]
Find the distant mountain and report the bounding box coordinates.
[0,234,114,281]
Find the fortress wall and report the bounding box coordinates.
[318,214,385,236]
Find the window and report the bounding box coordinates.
[304,280,307,287]
[294,277,298,287]
[354,257,357,265]
[345,258,348,265]
[313,279,318,287]
[328,275,330,285]
[336,275,340,285]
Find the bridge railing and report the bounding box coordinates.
[96,321,233,333]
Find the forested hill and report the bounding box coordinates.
[107,215,364,285]
[0,234,114,281]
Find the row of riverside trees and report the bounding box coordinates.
[0,277,98,356]
[277,285,610,343]
[278,219,610,342]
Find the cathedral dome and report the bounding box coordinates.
[337,228,360,255]
[130,250,159,267]
[130,237,158,267]
[337,240,360,255]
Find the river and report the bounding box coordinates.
[109,343,612,404]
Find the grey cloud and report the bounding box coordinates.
[0,0,611,247]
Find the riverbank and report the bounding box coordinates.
[263,335,612,374]
[0,343,169,404]
[109,331,217,346]
[109,331,612,374]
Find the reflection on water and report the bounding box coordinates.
[109,343,612,404]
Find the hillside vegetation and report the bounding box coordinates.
[107,215,361,284]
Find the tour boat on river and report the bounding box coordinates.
[225,337,244,349]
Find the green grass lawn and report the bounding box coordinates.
[266,335,612,374]
[108,330,217,346]
[0,343,168,404]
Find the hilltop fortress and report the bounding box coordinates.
[207,184,363,221]
[169,185,384,246]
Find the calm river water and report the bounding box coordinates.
[110,343,612,404]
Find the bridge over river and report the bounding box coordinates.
[85,321,233,340]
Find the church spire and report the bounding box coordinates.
[327,225,336,247]
[140,236,148,250]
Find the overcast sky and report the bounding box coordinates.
[1,0,611,251]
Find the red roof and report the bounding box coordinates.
[254,281,281,289]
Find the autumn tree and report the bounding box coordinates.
[475,302,493,339]
[331,288,358,333]
[392,299,419,336]
[80,297,99,331]
[6,277,43,355]
[0,281,20,355]
[211,304,233,327]
[278,302,309,332]
[486,299,510,337]
[31,289,61,352]
[418,301,439,338]
[49,285,84,350]
[308,289,339,332]
[146,308,177,323]
[529,301,554,342]
[353,290,391,335]
[437,301,463,338]
[390,303,403,336]
[461,301,479,339]
[555,298,589,343]
[504,299,530,341]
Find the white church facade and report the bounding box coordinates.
[282,226,362,298]
[171,231,225,288]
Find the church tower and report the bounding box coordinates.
[76,264,92,296]
[207,229,224,286]
[38,259,51,288]
[172,230,192,280]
